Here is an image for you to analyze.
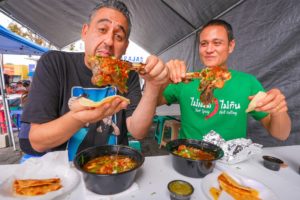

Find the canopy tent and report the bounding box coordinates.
[0,0,299,146]
[0,0,244,53]
[0,25,48,150]
[0,25,48,55]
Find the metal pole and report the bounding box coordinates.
[0,54,16,150]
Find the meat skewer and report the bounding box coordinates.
[88,56,146,93]
[89,55,231,120]
[184,67,231,119]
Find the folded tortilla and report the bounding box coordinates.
[13,178,62,196]
[246,91,267,113]
[217,172,260,199]
[78,95,130,107]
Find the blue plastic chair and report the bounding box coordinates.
[10,109,22,131]
[129,140,142,152]
[153,115,180,145]
[127,132,142,152]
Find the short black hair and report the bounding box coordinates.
[89,0,132,38]
[22,80,31,87]
[200,19,234,41]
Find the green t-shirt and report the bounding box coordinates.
[163,69,268,140]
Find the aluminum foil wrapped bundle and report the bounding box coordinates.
[202,131,226,147]
[203,130,263,164]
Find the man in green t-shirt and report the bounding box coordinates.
[158,19,291,141]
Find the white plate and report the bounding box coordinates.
[0,166,81,200]
[202,171,278,200]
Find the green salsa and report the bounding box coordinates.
[169,180,193,196]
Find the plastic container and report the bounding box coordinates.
[166,139,224,178]
[74,145,144,195]
[262,155,284,171]
[168,180,194,200]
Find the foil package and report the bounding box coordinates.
[203,130,263,164]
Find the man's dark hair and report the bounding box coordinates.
[22,80,31,88]
[89,0,132,38]
[200,19,234,41]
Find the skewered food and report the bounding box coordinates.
[196,66,231,105]
[187,66,231,119]
[88,56,145,93]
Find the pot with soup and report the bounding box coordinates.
[73,145,144,195]
[166,139,224,178]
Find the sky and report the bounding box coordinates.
[0,12,150,65]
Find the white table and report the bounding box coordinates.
[1,146,300,199]
[114,145,300,199]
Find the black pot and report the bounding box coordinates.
[73,145,144,195]
[166,139,224,178]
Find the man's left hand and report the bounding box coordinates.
[254,88,288,115]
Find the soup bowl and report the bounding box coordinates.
[73,145,144,195]
[166,139,224,178]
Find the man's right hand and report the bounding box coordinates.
[166,59,187,83]
[69,97,129,125]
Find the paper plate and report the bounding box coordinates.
[0,165,81,200]
[202,171,278,200]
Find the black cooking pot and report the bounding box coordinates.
[166,139,224,178]
[73,145,144,195]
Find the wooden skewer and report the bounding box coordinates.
[182,72,203,82]
[127,62,147,75]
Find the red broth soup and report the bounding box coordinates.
[173,145,215,160]
[83,155,137,174]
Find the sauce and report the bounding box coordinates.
[168,180,193,196]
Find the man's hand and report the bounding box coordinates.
[166,59,187,83]
[251,88,288,116]
[140,55,169,87]
[69,97,129,124]
[253,88,291,140]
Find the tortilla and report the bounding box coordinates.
[217,172,260,199]
[246,91,267,113]
[13,178,60,189]
[78,95,130,107]
[13,178,62,196]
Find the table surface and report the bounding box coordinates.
[1,145,300,199]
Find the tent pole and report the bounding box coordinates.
[0,54,16,150]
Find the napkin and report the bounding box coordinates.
[203,131,263,164]
[0,151,81,200]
